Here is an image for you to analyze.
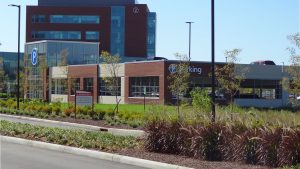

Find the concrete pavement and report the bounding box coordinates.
[1,136,193,169]
[1,141,147,169]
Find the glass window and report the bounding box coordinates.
[32,15,46,23]
[84,78,93,92]
[32,31,81,40]
[99,78,121,96]
[51,79,68,94]
[86,31,99,40]
[70,78,80,95]
[110,7,125,57]
[237,80,282,100]
[129,77,159,97]
[50,15,100,24]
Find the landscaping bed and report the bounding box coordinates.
[0,120,269,169]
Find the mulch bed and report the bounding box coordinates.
[117,149,270,169]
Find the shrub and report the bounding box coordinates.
[64,108,73,117]
[42,105,52,115]
[94,109,106,120]
[145,120,186,154]
[52,106,61,115]
[190,87,211,113]
[235,128,261,164]
[257,127,282,167]
[278,128,300,167]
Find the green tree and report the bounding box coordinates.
[190,87,211,113]
[215,49,245,112]
[285,33,300,105]
[168,53,190,117]
[101,51,121,115]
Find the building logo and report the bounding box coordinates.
[168,64,177,74]
[133,7,140,14]
[31,48,38,66]
[168,64,202,75]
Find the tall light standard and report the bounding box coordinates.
[211,0,216,122]
[185,22,194,61]
[9,4,21,110]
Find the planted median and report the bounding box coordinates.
[0,120,139,151]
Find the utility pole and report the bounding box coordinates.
[9,4,21,110]
[185,22,194,61]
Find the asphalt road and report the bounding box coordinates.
[1,141,147,169]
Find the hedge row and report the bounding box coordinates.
[145,120,300,168]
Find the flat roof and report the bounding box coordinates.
[38,0,137,7]
[25,40,100,45]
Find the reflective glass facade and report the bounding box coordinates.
[50,15,100,24]
[32,31,81,40]
[147,12,156,57]
[110,6,125,57]
[24,41,99,99]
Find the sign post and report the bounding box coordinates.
[75,91,93,120]
[143,86,146,112]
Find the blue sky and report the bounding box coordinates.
[0,0,299,65]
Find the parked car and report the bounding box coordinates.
[250,60,276,65]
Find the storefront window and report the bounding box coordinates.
[70,78,80,95]
[51,79,68,94]
[129,76,159,97]
[99,78,121,96]
[84,78,93,92]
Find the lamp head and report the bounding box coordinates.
[8,4,20,7]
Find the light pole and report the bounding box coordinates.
[282,62,284,73]
[185,22,194,61]
[9,4,21,110]
[211,0,216,123]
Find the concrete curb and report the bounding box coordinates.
[0,113,145,137]
[1,136,193,169]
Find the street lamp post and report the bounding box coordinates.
[185,22,194,61]
[211,0,216,123]
[9,4,21,110]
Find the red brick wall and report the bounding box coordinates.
[125,61,165,104]
[26,6,111,52]
[125,5,148,57]
[67,65,98,103]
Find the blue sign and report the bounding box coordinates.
[31,48,38,66]
[168,64,177,74]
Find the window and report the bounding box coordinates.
[31,31,81,40]
[130,77,159,97]
[70,78,80,95]
[84,78,93,92]
[237,80,282,100]
[32,15,45,23]
[99,78,121,96]
[86,31,99,40]
[51,79,68,94]
[50,15,100,24]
